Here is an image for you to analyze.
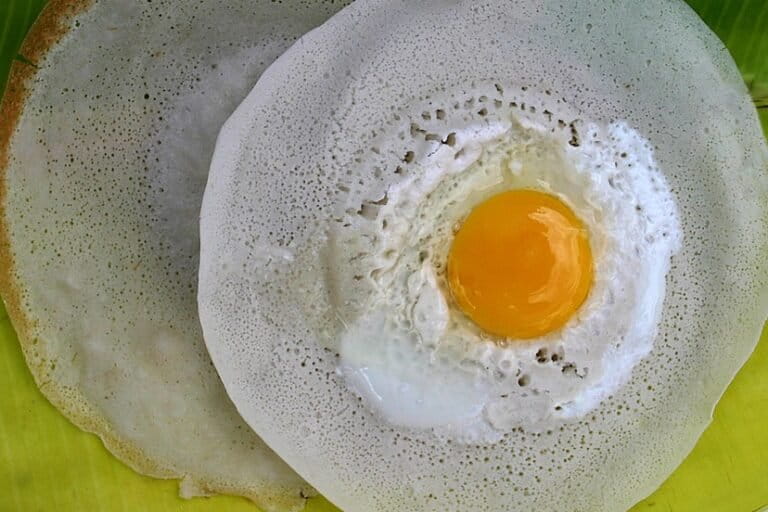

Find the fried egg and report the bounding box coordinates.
[198,0,768,511]
[332,92,681,441]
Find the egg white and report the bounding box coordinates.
[325,85,682,442]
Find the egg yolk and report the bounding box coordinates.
[447,189,593,339]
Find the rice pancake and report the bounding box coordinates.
[197,1,768,511]
[0,0,347,509]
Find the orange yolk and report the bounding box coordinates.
[447,189,593,339]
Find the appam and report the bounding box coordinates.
[0,0,347,509]
[198,0,768,511]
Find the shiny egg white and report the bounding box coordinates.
[324,85,682,442]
